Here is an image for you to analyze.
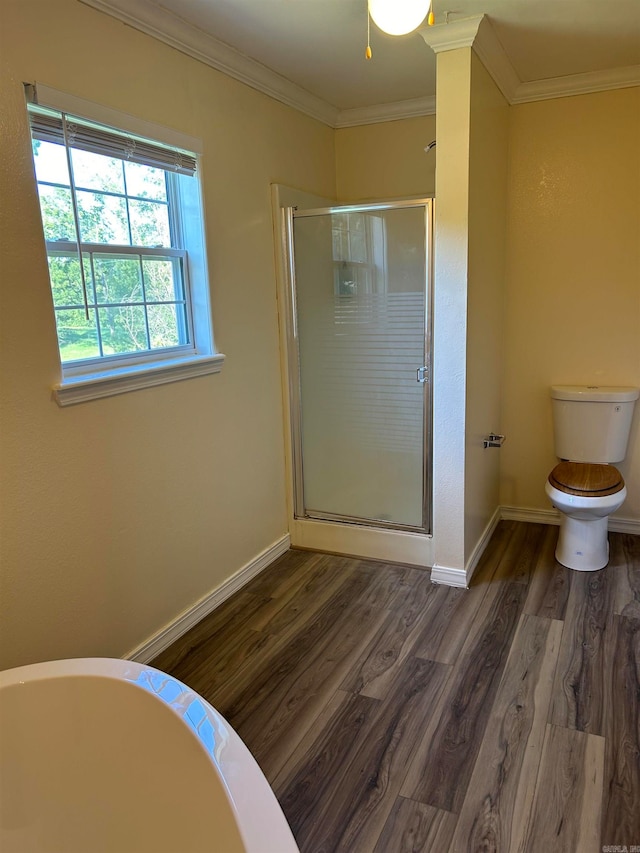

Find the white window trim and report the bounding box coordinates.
[28,83,225,406]
[54,353,225,406]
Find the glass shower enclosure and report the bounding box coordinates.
[284,199,433,533]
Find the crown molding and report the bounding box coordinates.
[419,14,484,53]
[512,64,640,104]
[419,14,639,109]
[79,0,339,127]
[80,0,640,129]
[420,14,519,104]
[335,95,436,128]
[473,15,521,103]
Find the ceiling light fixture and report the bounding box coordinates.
[368,0,434,37]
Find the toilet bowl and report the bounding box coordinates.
[545,462,626,571]
[545,385,638,572]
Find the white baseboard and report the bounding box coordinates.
[125,506,638,656]
[465,506,502,584]
[429,500,640,590]
[126,534,291,663]
[430,563,468,588]
[431,506,501,589]
[500,505,640,536]
[608,516,640,535]
[500,506,561,526]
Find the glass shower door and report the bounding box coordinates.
[288,200,431,532]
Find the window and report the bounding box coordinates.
[331,212,386,325]
[26,86,223,405]
[332,212,386,297]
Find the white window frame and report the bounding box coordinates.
[26,84,224,406]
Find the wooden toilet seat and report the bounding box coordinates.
[548,461,625,497]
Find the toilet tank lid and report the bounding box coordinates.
[550,385,640,402]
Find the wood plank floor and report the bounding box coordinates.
[151,522,640,853]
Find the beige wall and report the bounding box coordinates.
[343,83,640,532]
[501,88,640,519]
[0,0,336,670]
[335,75,640,551]
[334,51,511,579]
[428,47,509,578]
[465,53,509,561]
[428,47,472,578]
[335,115,436,203]
[1,1,637,671]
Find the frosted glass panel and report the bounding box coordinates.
[293,206,427,528]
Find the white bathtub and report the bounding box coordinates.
[0,658,298,853]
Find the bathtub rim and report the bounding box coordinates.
[0,657,298,853]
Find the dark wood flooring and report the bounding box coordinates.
[151,522,640,853]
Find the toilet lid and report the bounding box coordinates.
[549,462,625,497]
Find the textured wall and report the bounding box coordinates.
[335,114,436,203]
[0,0,336,669]
[501,88,640,519]
[464,53,509,561]
[429,48,472,575]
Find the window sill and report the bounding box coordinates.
[54,353,226,407]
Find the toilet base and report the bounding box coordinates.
[555,514,609,571]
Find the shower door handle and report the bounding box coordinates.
[416,366,429,383]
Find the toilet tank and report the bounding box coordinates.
[550,385,639,463]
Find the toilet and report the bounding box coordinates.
[545,385,639,571]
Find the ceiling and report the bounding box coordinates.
[83,0,640,122]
